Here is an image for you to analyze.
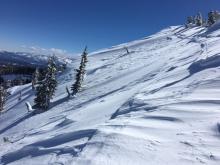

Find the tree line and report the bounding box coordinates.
[34,48,88,110]
[186,10,220,28]
[0,47,88,112]
[3,10,220,113]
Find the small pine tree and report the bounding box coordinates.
[208,11,216,26]
[71,68,82,95]
[81,46,88,82]
[46,56,57,99]
[193,15,197,24]
[71,47,88,95]
[196,12,203,26]
[0,86,7,112]
[202,18,207,26]
[32,68,40,90]
[187,16,194,25]
[34,56,57,110]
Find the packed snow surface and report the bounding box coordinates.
[1,24,220,165]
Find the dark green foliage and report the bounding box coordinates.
[0,65,36,75]
[208,11,220,26]
[34,56,57,110]
[71,47,88,95]
[186,13,203,27]
[208,11,215,25]
[0,65,43,88]
[34,80,50,109]
[187,16,194,25]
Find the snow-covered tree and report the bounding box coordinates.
[186,15,197,28]
[0,85,7,112]
[34,56,57,110]
[32,68,40,90]
[195,12,203,26]
[202,18,207,26]
[208,11,215,26]
[81,46,88,81]
[187,16,194,25]
[71,47,88,95]
[208,11,220,26]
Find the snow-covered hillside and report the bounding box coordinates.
[1,24,220,165]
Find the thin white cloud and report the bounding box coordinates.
[50,48,67,54]
[20,45,73,57]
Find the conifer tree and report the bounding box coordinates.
[46,56,57,99]
[81,46,88,82]
[187,16,194,25]
[71,47,88,95]
[208,11,216,26]
[196,12,203,26]
[34,56,57,110]
[0,85,7,112]
[32,68,40,89]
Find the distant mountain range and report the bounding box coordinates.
[0,51,70,68]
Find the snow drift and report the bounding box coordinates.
[1,25,220,165]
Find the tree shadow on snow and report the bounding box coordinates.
[0,112,35,135]
[0,129,96,165]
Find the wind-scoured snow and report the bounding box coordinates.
[1,24,220,165]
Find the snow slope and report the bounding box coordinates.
[1,24,220,165]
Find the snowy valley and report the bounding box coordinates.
[1,23,220,165]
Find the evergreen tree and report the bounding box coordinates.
[71,47,88,95]
[32,68,40,89]
[81,46,88,82]
[202,18,207,26]
[0,85,7,112]
[46,56,57,99]
[34,56,57,110]
[187,16,194,25]
[196,12,203,26]
[207,11,220,26]
[193,15,197,24]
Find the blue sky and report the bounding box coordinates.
[0,0,219,55]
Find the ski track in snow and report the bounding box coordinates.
[1,25,220,164]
